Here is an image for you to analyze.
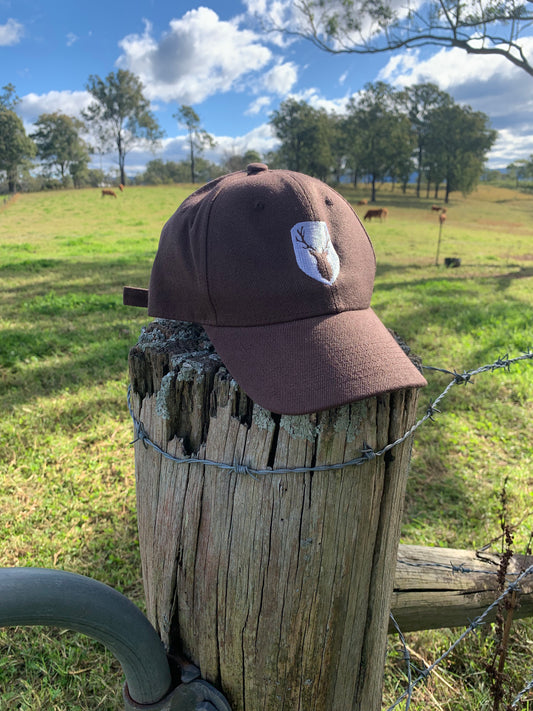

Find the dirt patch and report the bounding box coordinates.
[477,219,523,229]
[508,254,533,261]
[0,193,20,213]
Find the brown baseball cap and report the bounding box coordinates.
[124,164,426,414]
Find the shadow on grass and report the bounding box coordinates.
[1,257,153,301]
[338,186,452,212]
[375,261,531,280]
[1,259,153,407]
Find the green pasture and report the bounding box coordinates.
[0,184,532,710]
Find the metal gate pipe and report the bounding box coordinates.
[0,567,172,705]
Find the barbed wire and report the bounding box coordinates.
[127,350,533,479]
[389,613,413,711]
[387,563,533,710]
[511,676,533,708]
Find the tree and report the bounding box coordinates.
[142,159,190,184]
[270,98,334,180]
[0,83,20,111]
[342,109,365,187]
[329,114,349,183]
[507,157,533,187]
[222,149,262,173]
[174,105,216,183]
[31,112,89,186]
[346,83,415,202]
[83,70,163,186]
[0,110,35,192]
[69,155,91,188]
[275,0,533,76]
[398,83,453,197]
[424,102,497,201]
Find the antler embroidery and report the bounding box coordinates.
[295,226,334,282]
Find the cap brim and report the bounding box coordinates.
[205,309,427,415]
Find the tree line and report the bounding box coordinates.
[269,82,500,202]
[0,73,161,193]
[0,71,531,201]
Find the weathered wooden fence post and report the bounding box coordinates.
[128,320,423,710]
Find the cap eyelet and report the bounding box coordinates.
[325,197,334,206]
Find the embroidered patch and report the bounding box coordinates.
[290,221,340,285]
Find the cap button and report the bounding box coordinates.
[246,163,268,175]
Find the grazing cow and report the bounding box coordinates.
[364,207,388,221]
[431,205,443,211]
[101,189,117,198]
[119,184,124,192]
[439,212,447,225]
[357,199,368,205]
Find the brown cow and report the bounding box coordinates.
[439,212,447,224]
[101,188,117,198]
[364,207,388,221]
[119,184,124,192]
[357,199,368,205]
[431,205,444,211]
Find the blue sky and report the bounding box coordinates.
[2,0,533,175]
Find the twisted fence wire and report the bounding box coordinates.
[389,613,413,711]
[512,676,533,708]
[127,350,533,478]
[387,563,533,710]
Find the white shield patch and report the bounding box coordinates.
[290,221,340,285]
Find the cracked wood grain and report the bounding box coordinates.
[129,320,422,711]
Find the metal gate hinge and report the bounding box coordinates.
[123,660,232,711]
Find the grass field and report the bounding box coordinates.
[0,183,532,710]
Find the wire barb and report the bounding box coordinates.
[126,351,533,480]
[387,562,533,710]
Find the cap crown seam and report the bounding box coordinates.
[203,182,226,326]
[205,305,372,330]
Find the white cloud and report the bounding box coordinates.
[378,38,533,165]
[109,122,279,175]
[19,90,92,124]
[66,32,78,47]
[0,17,23,46]
[260,61,297,95]
[488,129,533,169]
[242,0,299,48]
[378,43,531,89]
[116,9,272,104]
[244,0,423,50]
[205,123,279,161]
[289,87,351,115]
[246,96,272,115]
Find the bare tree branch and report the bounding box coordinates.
[265,0,533,77]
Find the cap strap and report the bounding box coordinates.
[123,286,149,308]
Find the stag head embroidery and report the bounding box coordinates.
[290,221,340,285]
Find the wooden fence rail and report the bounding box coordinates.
[391,544,533,632]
